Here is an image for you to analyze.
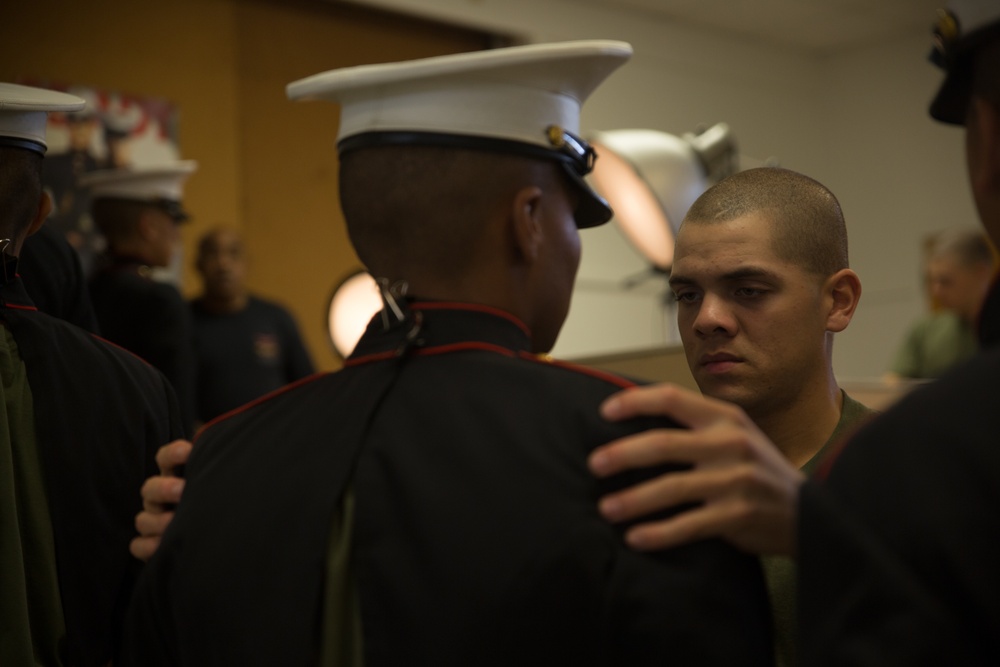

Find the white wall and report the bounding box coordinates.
[818,32,977,380]
[349,0,972,377]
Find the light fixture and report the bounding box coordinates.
[327,269,382,358]
[588,122,738,272]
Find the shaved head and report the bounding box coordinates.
[339,144,554,280]
[682,167,849,278]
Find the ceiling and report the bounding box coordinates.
[573,0,944,54]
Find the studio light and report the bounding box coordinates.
[589,122,738,271]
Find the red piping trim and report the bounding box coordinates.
[411,301,531,337]
[812,437,850,482]
[520,352,638,389]
[3,303,38,311]
[195,371,332,442]
[344,350,398,367]
[416,342,516,358]
[88,333,155,366]
[812,420,871,482]
[199,346,636,439]
[346,342,518,367]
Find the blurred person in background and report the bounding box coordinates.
[889,227,996,379]
[190,226,313,425]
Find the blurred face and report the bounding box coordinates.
[67,116,98,151]
[196,230,247,300]
[530,172,582,353]
[669,213,831,417]
[146,208,181,268]
[927,254,989,320]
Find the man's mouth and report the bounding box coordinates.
[699,352,743,374]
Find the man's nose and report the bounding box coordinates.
[692,294,736,337]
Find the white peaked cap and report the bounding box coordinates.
[287,40,632,147]
[80,161,198,221]
[0,82,86,154]
[286,40,634,228]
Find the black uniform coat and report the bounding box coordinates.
[798,280,1000,665]
[0,276,185,665]
[90,257,196,435]
[123,300,774,667]
[19,224,100,333]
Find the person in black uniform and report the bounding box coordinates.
[589,2,1000,664]
[0,82,185,666]
[190,226,314,424]
[121,41,775,666]
[19,221,101,332]
[85,161,198,435]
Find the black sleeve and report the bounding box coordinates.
[797,355,1000,665]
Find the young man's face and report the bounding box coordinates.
[669,212,833,418]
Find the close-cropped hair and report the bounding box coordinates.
[339,143,548,277]
[0,146,44,241]
[683,166,849,277]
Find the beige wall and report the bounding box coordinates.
[0,0,493,372]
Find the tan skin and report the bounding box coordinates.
[130,161,580,560]
[588,211,862,556]
[667,214,861,468]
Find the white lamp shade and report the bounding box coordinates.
[589,124,735,271]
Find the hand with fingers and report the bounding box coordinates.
[130,439,192,562]
[589,383,805,557]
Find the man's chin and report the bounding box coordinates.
[695,377,753,409]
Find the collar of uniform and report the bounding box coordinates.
[101,254,154,277]
[0,276,37,311]
[347,299,533,364]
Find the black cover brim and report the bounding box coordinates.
[561,164,613,229]
[929,59,973,126]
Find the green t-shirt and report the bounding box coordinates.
[762,392,876,667]
[891,312,978,379]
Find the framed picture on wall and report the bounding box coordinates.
[18,79,181,276]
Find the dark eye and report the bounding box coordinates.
[671,290,699,304]
[735,287,766,298]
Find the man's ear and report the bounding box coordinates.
[510,185,544,264]
[25,190,54,238]
[824,268,862,333]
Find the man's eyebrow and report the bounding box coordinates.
[668,265,782,287]
[720,266,782,282]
